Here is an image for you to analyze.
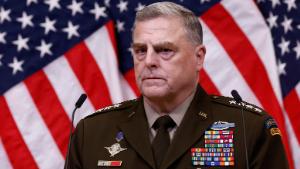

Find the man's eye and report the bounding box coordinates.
[157,48,174,59]
[134,48,146,54]
[133,48,147,60]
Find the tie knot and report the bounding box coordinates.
[153,115,176,130]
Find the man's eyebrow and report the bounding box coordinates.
[153,42,178,50]
[131,43,146,49]
[131,42,178,50]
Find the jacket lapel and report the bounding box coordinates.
[118,99,156,169]
[161,86,215,169]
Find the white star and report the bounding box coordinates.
[298,24,300,29]
[12,34,30,52]
[278,37,290,55]
[40,17,56,34]
[0,7,11,23]
[254,107,262,113]
[277,60,287,75]
[267,12,278,29]
[36,40,53,57]
[229,100,236,104]
[67,0,84,16]
[8,57,24,75]
[245,104,254,109]
[0,54,3,66]
[104,0,110,7]
[90,3,107,20]
[270,0,280,8]
[116,20,125,32]
[27,0,38,6]
[200,0,210,3]
[281,16,293,34]
[62,21,79,39]
[128,47,133,54]
[284,0,297,11]
[257,0,266,3]
[135,3,145,11]
[44,0,61,11]
[0,32,7,44]
[16,12,34,29]
[117,0,128,13]
[293,41,300,60]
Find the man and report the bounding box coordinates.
[66,2,289,169]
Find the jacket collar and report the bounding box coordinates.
[118,85,214,169]
[118,97,156,169]
[161,85,214,169]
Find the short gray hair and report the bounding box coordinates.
[133,1,203,44]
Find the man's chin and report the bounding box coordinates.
[141,87,169,99]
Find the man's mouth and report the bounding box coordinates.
[142,77,164,81]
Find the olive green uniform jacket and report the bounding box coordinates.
[66,86,289,169]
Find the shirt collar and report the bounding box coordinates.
[144,89,196,129]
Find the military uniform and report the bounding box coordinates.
[67,86,289,169]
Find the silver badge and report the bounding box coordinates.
[105,143,127,157]
[211,121,235,130]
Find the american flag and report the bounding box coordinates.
[0,0,299,168]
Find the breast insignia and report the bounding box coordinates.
[104,131,127,157]
[191,121,235,167]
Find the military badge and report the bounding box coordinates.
[270,128,281,136]
[228,99,263,113]
[198,111,207,119]
[191,121,235,167]
[104,131,127,157]
[96,103,122,113]
[98,160,122,167]
[105,143,127,157]
[210,121,235,130]
[264,118,278,129]
[264,118,281,136]
[116,131,124,142]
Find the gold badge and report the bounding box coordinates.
[270,128,281,136]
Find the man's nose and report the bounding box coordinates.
[145,49,159,68]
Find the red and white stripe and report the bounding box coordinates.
[43,56,95,124]
[0,140,13,169]
[0,0,299,168]
[4,83,65,169]
[198,0,298,168]
[0,23,136,169]
[284,83,300,167]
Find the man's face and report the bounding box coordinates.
[132,16,205,101]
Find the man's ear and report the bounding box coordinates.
[195,44,206,71]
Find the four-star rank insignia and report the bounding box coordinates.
[191,121,235,167]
